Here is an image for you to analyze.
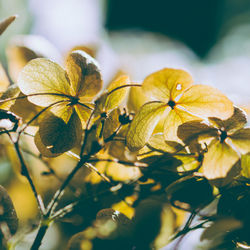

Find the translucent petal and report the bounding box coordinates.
[230,128,250,154]
[18,58,71,107]
[202,139,239,179]
[163,107,200,142]
[65,50,102,97]
[142,68,193,102]
[126,102,166,151]
[35,108,82,157]
[178,85,234,120]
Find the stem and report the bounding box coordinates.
[46,156,88,216]
[18,100,69,137]
[0,92,73,105]
[30,222,49,250]
[13,140,45,215]
[107,83,141,96]
[173,212,196,250]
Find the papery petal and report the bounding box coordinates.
[18,58,71,107]
[126,102,166,151]
[230,128,250,154]
[163,107,200,142]
[65,50,102,98]
[202,139,239,179]
[142,68,193,102]
[178,85,234,120]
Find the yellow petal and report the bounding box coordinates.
[74,103,92,128]
[0,15,16,35]
[126,102,166,151]
[178,85,234,120]
[105,75,130,111]
[230,128,250,154]
[142,68,193,102]
[127,85,149,113]
[163,107,200,142]
[105,161,141,182]
[65,50,102,97]
[147,133,183,153]
[202,139,239,179]
[10,93,41,123]
[18,58,71,107]
[103,108,120,140]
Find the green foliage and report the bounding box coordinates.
[0,17,249,250]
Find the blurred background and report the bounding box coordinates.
[1,0,250,109]
[0,0,250,249]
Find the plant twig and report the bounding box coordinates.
[13,140,45,215]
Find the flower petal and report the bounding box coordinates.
[177,120,217,144]
[35,107,82,157]
[65,50,102,98]
[128,85,149,113]
[142,68,193,102]
[230,128,250,154]
[74,103,92,128]
[202,140,239,179]
[209,107,247,133]
[163,107,200,142]
[126,102,166,151]
[178,85,234,120]
[18,58,71,106]
[105,75,130,111]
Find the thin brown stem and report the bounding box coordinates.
[13,140,45,215]
[107,83,142,96]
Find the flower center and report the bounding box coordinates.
[167,100,176,109]
[219,129,227,143]
[70,96,80,105]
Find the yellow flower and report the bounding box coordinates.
[18,50,102,157]
[126,68,233,151]
[178,107,250,179]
